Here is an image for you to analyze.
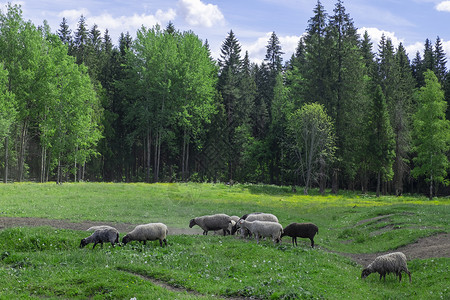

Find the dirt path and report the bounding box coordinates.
[1,216,449,267]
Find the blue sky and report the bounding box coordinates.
[3,0,450,65]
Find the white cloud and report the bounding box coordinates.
[58,9,90,22]
[405,42,424,58]
[242,32,302,64]
[358,27,404,50]
[177,0,224,28]
[436,1,450,12]
[57,8,176,42]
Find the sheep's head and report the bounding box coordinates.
[121,235,131,245]
[79,238,88,248]
[361,268,371,279]
[189,219,196,228]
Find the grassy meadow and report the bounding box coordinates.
[0,182,449,299]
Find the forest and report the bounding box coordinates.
[0,1,449,198]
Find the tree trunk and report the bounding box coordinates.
[429,175,433,200]
[146,130,151,183]
[40,146,46,183]
[376,170,381,197]
[4,136,8,183]
[18,120,28,182]
[331,168,338,194]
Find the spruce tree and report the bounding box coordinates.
[391,43,415,195]
[434,36,447,83]
[73,15,88,65]
[326,0,366,192]
[57,17,72,50]
[217,30,243,181]
[368,85,395,197]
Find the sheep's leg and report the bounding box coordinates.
[163,239,167,246]
[159,239,163,247]
[407,271,411,283]
[398,272,402,282]
[310,238,314,248]
[203,230,208,235]
[222,229,227,236]
[92,242,97,249]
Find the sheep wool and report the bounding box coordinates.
[189,214,232,236]
[233,212,279,237]
[239,219,283,245]
[80,227,119,249]
[86,225,117,232]
[361,252,412,283]
[281,222,319,248]
[122,223,168,247]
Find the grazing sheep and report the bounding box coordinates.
[189,214,232,236]
[238,219,283,245]
[232,213,279,238]
[280,222,319,248]
[361,252,412,283]
[80,227,119,249]
[122,223,168,247]
[214,219,237,235]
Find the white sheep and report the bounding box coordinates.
[80,227,119,249]
[86,225,117,231]
[122,223,168,247]
[238,219,283,245]
[361,252,412,283]
[189,214,232,236]
[233,212,279,238]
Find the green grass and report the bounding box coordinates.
[0,182,449,299]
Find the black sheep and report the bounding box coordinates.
[281,222,318,248]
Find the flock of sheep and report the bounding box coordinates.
[79,212,412,283]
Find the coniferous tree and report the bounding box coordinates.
[327,0,366,191]
[217,30,243,181]
[303,0,328,107]
[57,17,72,51]
[367,85,395,197]
[73,15,88,65]
[434,36,447,83]
[422,38,434,74]
[411,51,424,87]
[391,43,415,195]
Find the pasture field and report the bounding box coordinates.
[0,182,449,299]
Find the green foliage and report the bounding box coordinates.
[412,70,450,198]
[287,103,336,194]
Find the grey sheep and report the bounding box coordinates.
[238,219,283,245]
[280,222,319,248]
[214,219,237,235]
[189,214,232,236]
[122,223,168,247]
[80,227,119,249]
[361,252,412,283]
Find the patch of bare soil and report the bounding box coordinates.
[330,233,450,267]
[0,216,202,235]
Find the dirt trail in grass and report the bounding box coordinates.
[1,216,449,268]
